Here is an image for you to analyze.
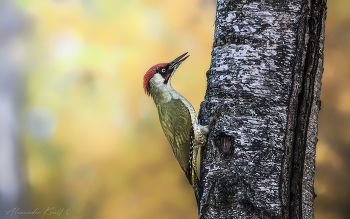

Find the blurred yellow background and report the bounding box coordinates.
[1,0,349,218]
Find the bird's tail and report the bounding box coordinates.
[185,164,192,185]
[184,125,202,207]
[186,125,195,185]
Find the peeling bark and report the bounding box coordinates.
[198,0,327,218]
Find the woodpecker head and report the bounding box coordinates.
[143,52,189,95]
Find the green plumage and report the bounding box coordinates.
[156,99,192,176]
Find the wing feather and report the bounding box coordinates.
[157,99,192,173]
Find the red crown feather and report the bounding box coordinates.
[143,63,167,95]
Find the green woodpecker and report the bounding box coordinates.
[143,52,209,198]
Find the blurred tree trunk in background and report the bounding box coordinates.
[198,0,327,218]
[0,1,28,218]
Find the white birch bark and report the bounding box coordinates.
[198,0,327,218]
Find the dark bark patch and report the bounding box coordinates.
[214,133,235,158]
[281,0,327,218]
[215,174,239,206]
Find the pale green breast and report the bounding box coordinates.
[156,99,192,172]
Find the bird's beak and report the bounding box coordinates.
[168,52,189,73]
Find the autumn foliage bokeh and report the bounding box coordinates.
[8,0,350,218]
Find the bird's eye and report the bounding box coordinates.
[162,69,166,73]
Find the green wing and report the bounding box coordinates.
[157,99,192,173]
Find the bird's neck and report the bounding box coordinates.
[149,82,178,105]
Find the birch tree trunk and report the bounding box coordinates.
[198,0,327,218]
